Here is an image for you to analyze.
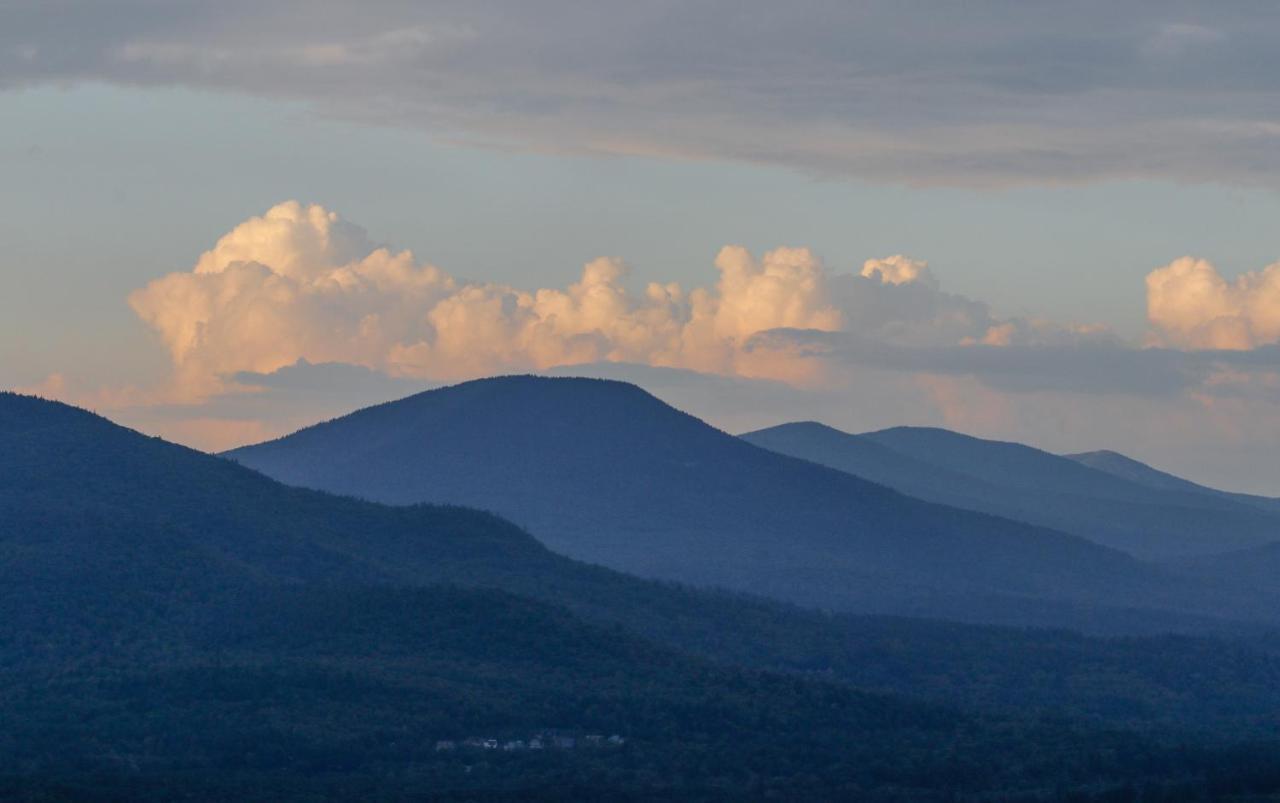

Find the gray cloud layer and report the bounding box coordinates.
[751,329,1280,397]
[6,1,1280,185]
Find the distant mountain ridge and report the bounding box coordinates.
[227,375,1277,628]
[743,421,1280,558]
[1067,448,1280,516]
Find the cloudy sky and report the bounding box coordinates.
[4,1,1280,492]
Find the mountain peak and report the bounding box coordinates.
[1063,448,1244,500]
[0,391,155,449]
[863,425,1019,447]
[743,420,848,437]
[416,373,652,397]
[1067,449,1141,466]
[1,390,96,427]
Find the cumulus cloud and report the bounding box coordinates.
[1146,257,1280,349]
[827,263,1012,349]
[128,202,851,393]
[130,201,1135,403]
[861,256,938,290]
[5,1,1280,186]
[100,202,1280,494]
[22,198,1275,492]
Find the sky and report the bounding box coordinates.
[3,1,1280,493]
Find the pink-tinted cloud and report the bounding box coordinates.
[1146,257,1280,350]
[128,202,854,391]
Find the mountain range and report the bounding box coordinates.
[9,388,1280,797]
[9,391,1280,798]
[742,421,1280,558]
[1067,447,1280,516]
[227,376,1278,631]
[0,391,1001,800]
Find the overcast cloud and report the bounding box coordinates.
[5,1,1280,186]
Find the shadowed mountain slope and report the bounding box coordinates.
[227,376,1275,625]
[742,422,1280,558]
[1166,541,1280,595]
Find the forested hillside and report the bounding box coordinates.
[6,392,1280,800]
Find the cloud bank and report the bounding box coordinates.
[126,201,1280,407]
[17,199,1278,492]
[6,1,1280,186]
[128,201,876,391]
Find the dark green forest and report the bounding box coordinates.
[5,392,1280,800]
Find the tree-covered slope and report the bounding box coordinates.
[6,390,1280,725]
[14,583,1280,803]
[1165,541,1280,595]
[15,392,1280,799]
[8,391,1280,799]
[2,584,997,802]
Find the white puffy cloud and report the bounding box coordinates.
[128,202,851,392]
[32,202,1275,492]
[129,203,458,394]
[1146,257,1280,349]
[129,202,1122,401]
